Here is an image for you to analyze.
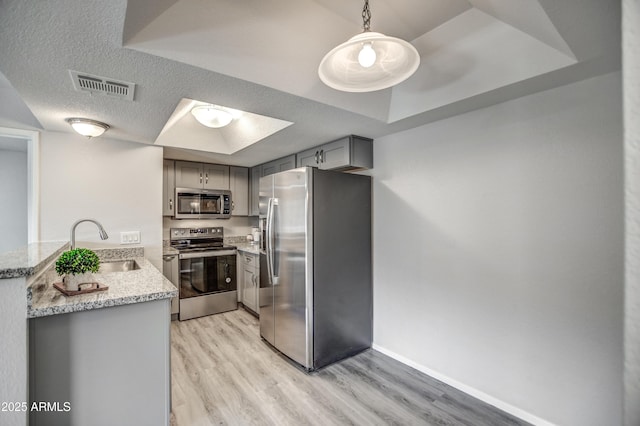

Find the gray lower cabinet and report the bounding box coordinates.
[230,166,249,216]
[240,252,259,314]
[163,253,179,316]
[29,300,172,426]
[296,135,373,171]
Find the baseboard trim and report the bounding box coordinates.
[371,343,556,426]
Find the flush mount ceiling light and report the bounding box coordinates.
[191,105,234,128]
[318,0,420,93]
[65,118,110,138]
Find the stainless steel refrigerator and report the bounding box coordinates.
[259,166,372,371]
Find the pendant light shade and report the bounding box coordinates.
[318,1,420,92]
[66,118,110,138]
[191,105,234,128]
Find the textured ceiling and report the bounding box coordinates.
[0,0,620,167]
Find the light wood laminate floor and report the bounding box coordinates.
[170,309,528,426]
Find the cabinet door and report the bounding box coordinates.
[249,165,261,216]
[277,155,297,172]
[318,137,351,170]
[296,147,319,168]
[237,257,243,302]
[203,164,229,189]
[163,255,179,315]
[162,160,175,216]
[243,266,257,312]
[175,161,204,188]
[230,166,249,216]
[261,160,277,177]
[262,155,297,177]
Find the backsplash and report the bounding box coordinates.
[163,216,259,241]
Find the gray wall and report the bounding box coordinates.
[623,0,640,424]
[367,71,623,426]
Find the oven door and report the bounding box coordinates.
[179,250,237,299]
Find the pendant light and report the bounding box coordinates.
[318,0,420,92]
[66,118,110,138]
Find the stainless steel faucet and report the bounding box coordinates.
[70,219,109,250]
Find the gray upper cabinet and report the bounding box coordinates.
[261,155,296,177]
[249,165,261,216]
[162,160,175,216]
[296,135,373,171]
[203,164,230,189]
[175,161,230,189]
[230,166,249,216]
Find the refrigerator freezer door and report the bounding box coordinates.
[272,168,312,368]
[259,175,275,346]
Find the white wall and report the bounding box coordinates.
[368,72,623,426]
[623,0,640,424]
[39,132,164,268]
[0,148,27,253]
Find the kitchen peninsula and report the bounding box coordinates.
[0,242,177,426]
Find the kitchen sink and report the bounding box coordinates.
[98,259,141,273]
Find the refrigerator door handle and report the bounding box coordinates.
[266,198,273,285]
[270,198,279,285]
[266,198,279,285]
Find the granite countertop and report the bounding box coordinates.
[28,247,178,318]
[0,241,69,279]
[162,246,179,256]
[235,243,261,255]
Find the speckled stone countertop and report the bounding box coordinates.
[235,243,261,255]
[27,247,177,318]
[0,241,69,279]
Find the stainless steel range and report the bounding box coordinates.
[170,227,237,320]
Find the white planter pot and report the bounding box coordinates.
[64,272,94,291]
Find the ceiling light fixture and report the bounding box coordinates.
[66,118,110,138]
[191,105,234,128]
[318,0,420,93]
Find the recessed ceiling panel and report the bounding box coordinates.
[388,8,577,122]
[155,98,294,155]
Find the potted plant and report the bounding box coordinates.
[55,248,101,291]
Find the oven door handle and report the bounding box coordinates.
[178,249,237,260]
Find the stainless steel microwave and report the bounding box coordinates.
[174,188,232,219]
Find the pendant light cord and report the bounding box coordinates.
[362,0,371,32]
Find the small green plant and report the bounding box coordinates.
[55,248,100,276]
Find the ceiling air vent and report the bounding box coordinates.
[69,70,136,101]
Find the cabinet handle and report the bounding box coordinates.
[320,149,324,163]
[314,151,319,164]
[199,173,203,184]
[232,200,235,211]
[205,173,209,184]
[169,199,173,210]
